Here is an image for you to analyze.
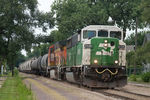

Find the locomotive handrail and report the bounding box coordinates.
[95,68,118,75]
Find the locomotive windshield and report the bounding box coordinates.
[83,30,96,39]
[98,30,108,37]
[110,31,121,40]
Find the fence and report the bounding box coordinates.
[127,67,150,76]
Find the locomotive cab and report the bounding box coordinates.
[79,25,127,88]
[81,25,126,66]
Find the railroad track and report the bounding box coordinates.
[94,88,150,100]
[96,89,134,100]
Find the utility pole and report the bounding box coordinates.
[134,17,138,75]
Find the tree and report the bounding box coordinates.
[27,46,41,58]
[0,0,54,76]
[15,52,26,68]
[26,43,51,59]
[50,30,65,42]
[51,0,145,39]
[140,0,150,24]
[125,31,147,46]
[51,0,109,37]
[126,41,150,69]
[107,0,143,38]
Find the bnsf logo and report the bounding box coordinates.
[96,43,115,56]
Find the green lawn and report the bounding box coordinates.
[0,76,34,100]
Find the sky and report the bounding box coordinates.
[37,0,54,13]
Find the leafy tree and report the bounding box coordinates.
[107,0,143,38]
[125,31,148,46]
[126,51,135,67]
[15,52,26,67]
[26,43,51,59]
[126,41,150,67]
[27,46,41,58]
[40,43,51,56]
[51,0,145,39]
[0,0,54,76]
[50,30,65,42]
[140,0,150,24]
[52,0,109,37]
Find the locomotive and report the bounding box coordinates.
[19,25,127,88]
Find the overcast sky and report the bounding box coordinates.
[38,0,54,13]
[34,0,55,36]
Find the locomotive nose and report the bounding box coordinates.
[91,38,119,66]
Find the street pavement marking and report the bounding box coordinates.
[27,78,67,100]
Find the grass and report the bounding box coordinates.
[128,74,150,84]
[0,76,34,100]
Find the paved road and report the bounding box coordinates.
[21,73,114,100]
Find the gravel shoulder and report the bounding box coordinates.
[121,83,150,96]
[20,73,115,100]
[20,72,150,100]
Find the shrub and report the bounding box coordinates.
[141,72,150,82]
[14,68,19,76]
[129,74,137,81]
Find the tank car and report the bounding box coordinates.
[40,54,49,76]
[31,57,42,74]
[19,58,34,73]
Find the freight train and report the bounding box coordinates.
[19,25,127,88]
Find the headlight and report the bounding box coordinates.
[104,40,108,43]
[115,60,118,64]
[94,59,98,64]
[104,43,108,47]
[84,44,92,48]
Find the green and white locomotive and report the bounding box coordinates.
[65,25,127,88]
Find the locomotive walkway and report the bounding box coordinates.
[20,73,115,100]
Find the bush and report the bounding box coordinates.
[14,68,19,76]
[141,72,150,82]
[129,74,137,81]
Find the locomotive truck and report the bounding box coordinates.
[19,25,127,88]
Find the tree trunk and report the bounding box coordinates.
[134,17,138,75]
[11,65,14,76]
[0,61,1,74]
[123,28,126,40]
